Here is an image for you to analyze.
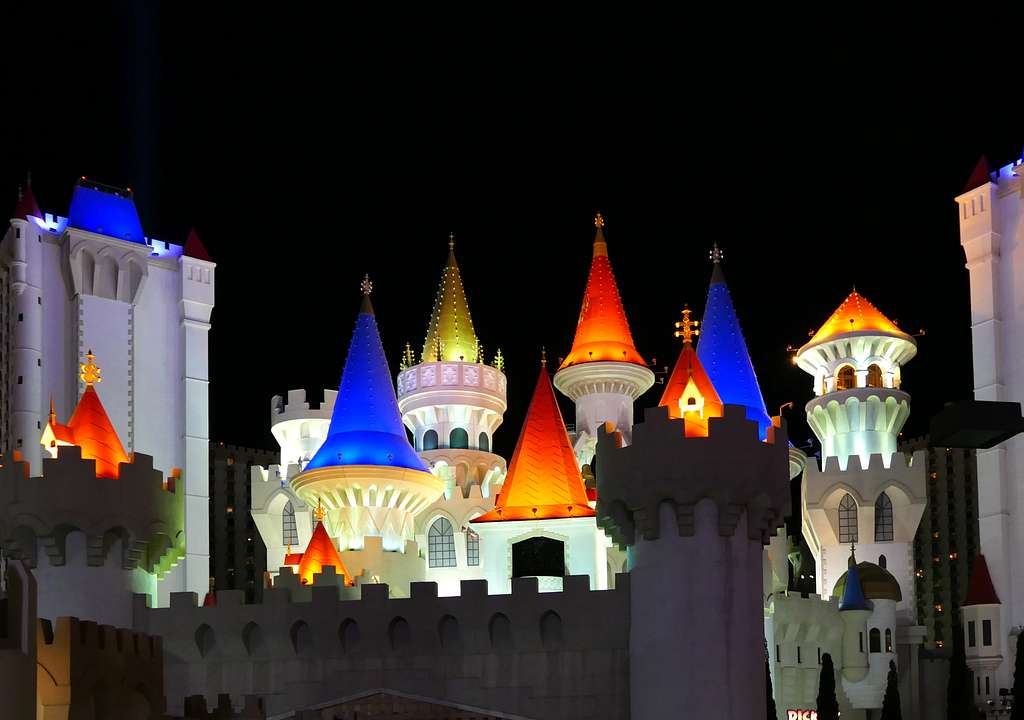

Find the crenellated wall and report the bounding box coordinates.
[133,573,630,719]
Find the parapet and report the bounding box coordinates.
[596,404,791,547]
[182,694,265,719]
[0,447,184,573]
[803,449,928,509]
[271,389,337,423]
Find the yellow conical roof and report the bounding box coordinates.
[422,236,479,363]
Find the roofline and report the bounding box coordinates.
[796,327,917,359]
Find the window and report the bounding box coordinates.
[983,619,992,647]
[282,501,298,548]
[879,554,887,569]
[986,676,990,695]
[478,432,489,452]
[428,517,456,568]
[466,529,480,566]
[422,429,438,451]
[817,647,821,664]
[512,536,565,578]
[859,632,864,653]
[776,644,780,662]
[839,494,858,543]
[450,427,469,449]
[870,628,881,653]
[968,620,976,648]
[867,364,883,388]
[797,646,802,664]
[875,492,894,542]
[836,365,855,391]
[885,628,892,653]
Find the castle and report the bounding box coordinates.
[2,167,1019,718]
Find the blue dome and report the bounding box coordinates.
[306,296,428,473]
[697,262,771,439]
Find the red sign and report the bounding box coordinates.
[787,712,818,720]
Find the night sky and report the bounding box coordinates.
[4,6,1023,465]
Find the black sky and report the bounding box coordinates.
[3,6,1023,462]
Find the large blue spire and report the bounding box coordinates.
[696,245,771,439]
[306,277,428,472]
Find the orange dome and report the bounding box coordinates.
[296,522,352,586]
[473,367,594,522]
[559,220,646,369]
[806,291,911,347]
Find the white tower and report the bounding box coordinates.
[798,290,927,653]
[553,215,654,468]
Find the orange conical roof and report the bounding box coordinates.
[659,342,724,437]
[474,366,594,522]
[558,216,646,369]
[67,385,130,479]
[806,291,911,347]
[296,522,352,585]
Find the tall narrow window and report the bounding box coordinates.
[836,365,856,391]
[869,628,881,653]
[466,528,480,566]
[867,364,883,388]
[983,619,992,647]
[874,492,894,542]
[428,517,456,568]
[282,501,298,547]
[885,628,893,653]
[839,494,858,544]
[478,432,489,452]
[968,620,976,648]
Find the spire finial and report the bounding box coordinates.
[80,350,102,386]
[314,498,325,523]
[594,212,604,229]
[541,346,547,368]
[49,396,56,426]
[709,242,723,264]
[849,541,857,566]
[674,304,700,345]
[448,232,455,250]
[26,169,32,186]
[17,185,23,201]
[361,274,373,296]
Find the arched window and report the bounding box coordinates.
[290,620,312,656]
[879,554,887,569]
[450,428,469,449]
[466,528,480,566]
[242,622,265,658]
[867,364,883,388]
[875,492,894,542]
[869,628,881,653]
[428,517,456,568]
[885,628,893,653]
[195,624,215,658]
[438,615,462,649]
[389,616,411,650]
[478,432,489,452]
[339,618,360,652]
[836,366,856,391]
[489,613,513,650]
[282,501,298,547]
[540,610,563,650]
[839,493,858,544]
[422,430,438,451]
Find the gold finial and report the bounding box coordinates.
[314,498,325,523]
[48,396,56,426]
[541,346,547,367]
[448,232,455,250]
[360,274,373,296]
[594,212,605,229]
[401,342,414,371]
[493,348,505,373]
[709,242,723,264]
[80,350,102,386]
[674,305,700,345]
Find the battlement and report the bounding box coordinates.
[271,388,337,421]
[803,449,928,509]
[596,404,791,547]
[0,446,184,573]
[37,616,162,662]
[211,442,277,461]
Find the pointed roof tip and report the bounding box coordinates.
[473,365,594,523]
[13,179,42,221]
[297,520,352,586]
[838,557,871,612]
[963,554,1001,606]
[183,228,213,261]
[804,290,911,348]
[359,274,374,315]
[708,243,726,285]
[448,232,455,251]
[964,155,992,193]
[593,212,608,258]
[422,239,478,363]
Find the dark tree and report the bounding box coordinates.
[948,631,978,720]
[1013,632,1024,720]
[816,652,839,720]
[881,659,903,720]
[766,643,778,720]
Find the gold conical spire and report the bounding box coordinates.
[422,236,479,363]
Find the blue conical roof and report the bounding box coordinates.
[306,287,428,473]
[696,257,771,439]
[839,557,872,612]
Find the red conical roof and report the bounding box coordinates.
[66,386,130,480]
[296,522,352,585]
[659,343,724,437]
[183,228,213,261]
[559,220,646,369]
[964,156,992,193]
[13,183,42,221]
[963,555,1000,606]
[474,367,594,522]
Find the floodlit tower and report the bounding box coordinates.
[397,235,507,498]
[554,214,654,467]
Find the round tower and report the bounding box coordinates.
[289,277,444,557]
[397,235,507,498]
[553,214,654,467]
[795,290,917,468]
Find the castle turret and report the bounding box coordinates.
[961,554,1004,708]
[837,552,872,684]
[554,215,654,467]
[288,276,444,561]
[397,235,507,497]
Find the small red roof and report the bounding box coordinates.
[13,183,42,221]
[659,342,724,436]
[67,386,130,480]
[296,522,351,586]
[202,591,217,607]
[963,155,992,193]
[474,367,594,522]
[284,552,304,566]
[183,228,213,261]
[963,555,1000,606]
